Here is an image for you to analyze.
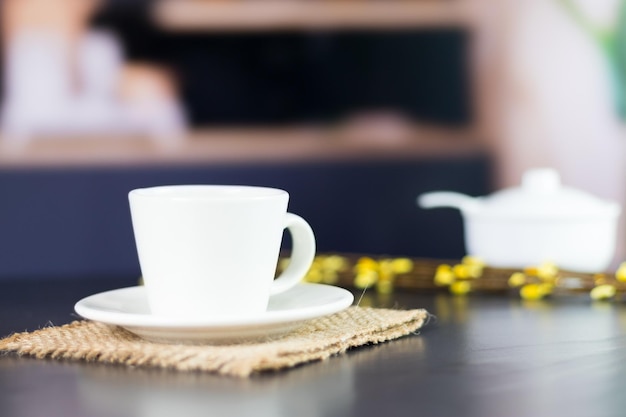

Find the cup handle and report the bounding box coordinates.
[270,213,316,295]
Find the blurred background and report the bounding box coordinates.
[0,0,623,280]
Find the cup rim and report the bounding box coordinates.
[129,185,288,201]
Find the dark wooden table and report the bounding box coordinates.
[2,276,626,417]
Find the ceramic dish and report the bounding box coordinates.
[75,283,354,344]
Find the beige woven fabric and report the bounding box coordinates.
[0,307,429,377]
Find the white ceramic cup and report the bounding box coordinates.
[128,185,316,318]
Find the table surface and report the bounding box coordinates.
[2,277,626,417]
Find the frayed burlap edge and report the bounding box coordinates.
[0,307,430,377]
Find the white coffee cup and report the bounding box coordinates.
[128,185,316,318]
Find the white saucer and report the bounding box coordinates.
[74,283,354,344]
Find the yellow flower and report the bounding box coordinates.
[590,284,617,300]
[520,283,552,300]
[378,260,394,278]
[353,257,406,294]
[462,255,485,267]
[305,268,324,283]
[321,255,348,271]
[301,255,348,285]
[355,270,378,289]
[450,281,471,295]
[434,265,455,286]
[508,272,527,288]
[523,266,539,276]
[391,258,413,274]
[461,256,485,278]
[466,265,484,279]
[355,257,378,273]
[537,261,558,281]
[452,264,471,279]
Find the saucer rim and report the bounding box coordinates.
[74,283,354,329]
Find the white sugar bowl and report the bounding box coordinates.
[418,168,621,272]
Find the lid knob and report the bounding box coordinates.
[521,168,561,193]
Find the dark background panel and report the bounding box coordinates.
[0,156,488,280]
[92,3,471,126]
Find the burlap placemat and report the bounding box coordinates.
[0,307,429,377]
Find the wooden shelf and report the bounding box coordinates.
[152,0,474,32]
[0,125,485,168]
